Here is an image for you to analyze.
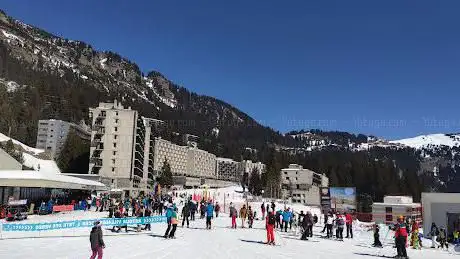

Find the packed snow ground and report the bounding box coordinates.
[1,210,457,258]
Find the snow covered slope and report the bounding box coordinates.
[390,134,460,149]
[0,132,44,155]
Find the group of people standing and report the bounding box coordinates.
[321,211,354,241]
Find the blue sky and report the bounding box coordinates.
[2,0,460,139]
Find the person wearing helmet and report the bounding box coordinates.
[392,216,408,259]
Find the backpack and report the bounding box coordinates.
[268,214,276,225]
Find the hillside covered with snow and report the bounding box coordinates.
[390,133,460,149]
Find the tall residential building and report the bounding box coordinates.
[36,120,70,158]
[216,157,240,182]
[153,137,188,176]
[36,119,91,158]
[239,160,266,176]
[187,147,216,179]
[281,164,329,206]
[88,101,139,193]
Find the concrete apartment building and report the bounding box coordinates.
[153,137,188,177]
[187,147,216,179]
[216,157,240,182]
[36,119,91,158]
[281,164,329,206]
[88,101,139,194]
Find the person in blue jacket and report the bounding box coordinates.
[164,204,174,238]
[282,209,292,232]
[206,202,214,229]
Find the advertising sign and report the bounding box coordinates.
[329,187,356,211]
[319,187,331,213]
[1,216,166,232]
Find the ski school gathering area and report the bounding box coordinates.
[0,188,460,259]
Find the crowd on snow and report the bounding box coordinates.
[81,194,460,259]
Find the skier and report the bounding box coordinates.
[298,211,305,226]
[271,202,275,213]
[136,206,145,232]
[89,221,105,259]
[454,229,460,245]
[326,212,334,238]
[261,202,266,220]
[240,205,248,228]
[190,201,196,221]
[282,209,291,232]
[266,209,276,245]
[372,224,382,248]
[392,215,408,259]
[164,204,174,238]
[144,207,152,231]
[313,214,318,225]
[248,206,254,228]
[301,211,312,240]
[345,212,353,238]
[335,213,345,241]
[215,202,220,218]
[181,201,190,228]
[306,211,314,238]
[410,221,420,249]
[438,227,448,250]
[229,202,237,229]
[168,207,179,238]
[275,209,282,229]
[321,212,329,233]
[206,202,214,229]
[430,222,439,248]
[200,202,206,219]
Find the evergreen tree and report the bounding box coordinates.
[248,168,263,195]
[157,159,173,187]
[0,139,24,164]
[56,131,89,173]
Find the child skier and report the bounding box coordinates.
[372,224,382,248]
[266,209,276,245]
[229,203,237,229]
[438,227,448,250]
[248,206,254,228]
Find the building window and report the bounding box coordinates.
[286,177,290,180]
[50,135,53,138]
[113,151,116,156]
[296,184,299,189]
[116,112,119,116]
[113,143,117,148]
[114,135,118,140]
[114,127,118,132]
[112,159,115,164]
[115,119,119,123]
[112,167,115,172]
[385,207,393,222]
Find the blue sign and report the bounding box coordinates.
[1,216,166,232]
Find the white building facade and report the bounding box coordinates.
[88,101,138,194]
[281,164,329,206]
[216,158,240,182]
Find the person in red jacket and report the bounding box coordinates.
[345,212,353,238]
[393,216,408,259]
[266,209,276,245]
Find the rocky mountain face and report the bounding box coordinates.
[0,9,458,199]
[0,9,284,161]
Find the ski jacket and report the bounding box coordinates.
[206,204,214,217]
[240,207,247,218]
[336,215,345,228]
[261,204,265,212]
[215,204,220,212]
[90,226,105,250]
[313,215,318,224]
[229,206,237,217]
[326,215,334,225]
[166,207,173,219]
[345,214,353,224]
[182,204,190,216]
[430,224,439,236]
[394,223,408,238]
[282,211,291,222]
[266,212,276,226]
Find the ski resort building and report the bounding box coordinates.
[372,196,422,224]
[281,164,329,206]
[422,192,460,238]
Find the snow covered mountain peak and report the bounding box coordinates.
[390,133,460,149]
